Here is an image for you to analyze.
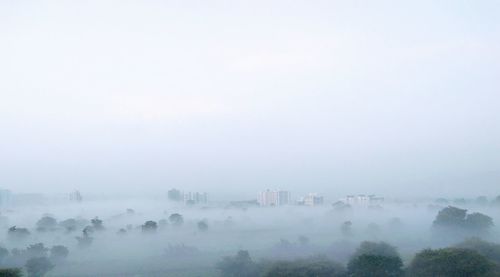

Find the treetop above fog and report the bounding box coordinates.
[432,206,493,232]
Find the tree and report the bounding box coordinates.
[169,213,183,226]
[50,245,69,262]
[25,257,54,277]
[0,268,22,277]
[197,220,208,232]
[453,198,467,206]
[352,241,400,258]
[347,254,403,277]
[216,250,259,277]
[455,238,500,264]
[76,229,93,248]
[7,226,30,241]
[25,243,49,259]
[341,221,353,237]
[90,217,104,231]
[475,196,488,205]
[117,228,127,235]
[432,206,494,236]
[141,221,158,233]
[0,246,9,264]
[435,198,449,204]
[158,219,168,228]
[262,256,346,277]
[298,235,309,246]
[433,206,467,228]
[59,218,78,232]
[168,189,182,201]
[407,248,495,277]
[493,195,500,206]
[465,213,494,231]
[346,241,403,277]
[35,216,57,232]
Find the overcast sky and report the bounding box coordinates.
[1,1,499,200]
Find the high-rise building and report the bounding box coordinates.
[299,193,324,206]
[184,192,208,205]
[69,190,83,202]
[277,190,291,205]
[342,194,384,207]
[258,189,291,206]
[0,189,12,207]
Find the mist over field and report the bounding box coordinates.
[1,194,500,276]
[1,1,500,276]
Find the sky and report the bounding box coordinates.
[1,1,499,200]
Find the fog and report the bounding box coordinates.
[1,196,500,276]
[1,1,500,276]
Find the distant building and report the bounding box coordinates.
[228,200,259,209]
[168,189,183,201]
[12,193,45,206]
[298,193,324,206]
[0,189,12,207]
[341,194,384,207]
[258,189,291,206]
[69,190,83,202]
[277,191,291,205]
[184,192,208,205]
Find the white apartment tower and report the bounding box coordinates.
[258,189,291,206]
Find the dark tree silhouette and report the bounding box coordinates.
[298,235,309,246]
[158,219,168,228]
[341,221,353,237]
[90,217,104,231]
[25,257,54,277]
[352,241,400,258]
[465,213,494,230]
[407,248,495,277]
[141,221,158,233]
[35,216,57,232]
[346,241,403,277]
[197,220,208,232]
[455,238,500,265]
[0,246,9,264]
[59,218,78,232]
[25,243,49,259]
[216,250,259,277]
[7,226,30,241]
[169,213,183,226]
[347,254,403,277]
[76,229,93,248]
[117,228,127,235]
[50,245,69,262]
[433,206,494,236]
[262,256,346,277]
[493,195,500,206]
[433,206,467,227]
[0,268,22,277]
